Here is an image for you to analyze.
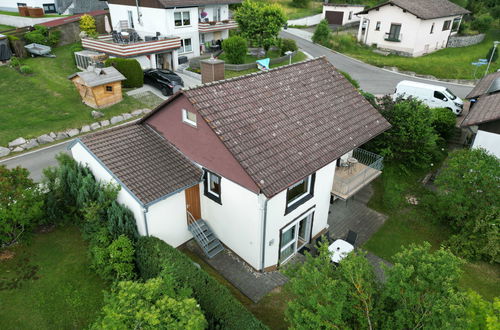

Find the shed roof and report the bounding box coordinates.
[461,93,500,127]
[358,0,470,19]
[466,71,500,99]
[79,124,203,205]
[69,66,126,87]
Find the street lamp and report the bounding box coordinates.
[485,40,499,77]
[285,50,293,65]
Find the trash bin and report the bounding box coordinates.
[178,56,188,65]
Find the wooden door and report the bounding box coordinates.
[325,11,343,25]
[185,184,201,223]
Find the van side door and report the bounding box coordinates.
[433,90,448,107]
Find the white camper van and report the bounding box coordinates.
[394,80,463,115]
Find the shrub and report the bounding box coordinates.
[79,14,97,38]
[19,65,33,74]
[486,45,498,63]
[430,107,456,140]
[93,276,206,329]
[135,236,266,329]
[470,14,493,33]
[339,70,360,89]
[279,38,298,56]
[312,19,331,46]
[331,34,357,52]
[91,234,136,281]
[9,56,21,68]
[222,35,248,64]
[292,0,310,9]
[104,58,143,88]
[24,25,60,47]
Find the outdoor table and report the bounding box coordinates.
[329,239,354,263]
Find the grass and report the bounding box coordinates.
[219,49,282,64]
[0,226,108,329]
[0,43,147,146]
[331,29,500,80]
[224,51,307,78]
[182,248,290,329]
[255,0,323,20]
[0,10,66,17]
[0,24,15,31]
[364,163,500,301]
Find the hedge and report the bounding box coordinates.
[104,58,143,88]
[135,236,267,329]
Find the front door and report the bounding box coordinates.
[185,184,201,223]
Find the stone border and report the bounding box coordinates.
[447,33,485,48]
[0,108,151,157]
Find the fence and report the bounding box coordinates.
[189,50,297,71]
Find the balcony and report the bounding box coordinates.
[81,34,181,58]
[198,20,238,33]
[384,32,402,42]
[331,148,384,200]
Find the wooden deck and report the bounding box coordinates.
[331,163,382,200]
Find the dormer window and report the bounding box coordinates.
[182,109,197,127]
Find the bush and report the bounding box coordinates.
[24,25,60,47]
[9,56,21,68]
[19,65,32,74]
[430,107,456,140]
[279,38,298,56]
[79,14,97,38]
[222,35,248,64]
[104,58,143,88]
[312,19,331,46]
[292,0,310,8]
[135,236,266,329]
[486,45,498,63]
[331,34,357,52]
[91,234,136,281]
[471,14,493,33]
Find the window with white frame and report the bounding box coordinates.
[204,170,222,204]
[174,11,191,27]
[182,109,197,126]
[180,38,193,53]
[285,174,315,213]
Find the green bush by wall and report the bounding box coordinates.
[135,236,267,329]
[104,58,143,88]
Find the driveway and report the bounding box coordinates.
[281,29,473,98]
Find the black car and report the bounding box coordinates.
[143,69,184,96]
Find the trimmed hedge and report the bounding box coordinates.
[135,236,267,329]
[104,58,143,88]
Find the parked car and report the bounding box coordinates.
[393,80,463,115]
[144,69,184,96]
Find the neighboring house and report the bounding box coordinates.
[69,57,391,271]
[81,0,239,71]
[322,4,365,26]
[461,71,500,158]
[356,0,470,57]
[0,0,106,14]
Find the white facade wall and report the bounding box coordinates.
[263,161,336,269]
[70,141,148,236]
[200,179,263,270]
[147,190,193,248]
[198,4,229,22]
[357,5,458,56]
[322,5,363,25]
[472,130,500,158]
[288,13,322,27]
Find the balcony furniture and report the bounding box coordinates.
[347,157,358,174]
[345,230,358,246]
[119,20,129,31]
[328,239,354,263]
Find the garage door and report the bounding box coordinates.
[325,11,343,25]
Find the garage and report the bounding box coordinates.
[325,11,343,25]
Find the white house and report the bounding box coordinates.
[462,71,500,158]
[81,0,239,71]
[70,57,391,271]
[322,4,365,26]
[0,0,106,14]
[356,0,470,57]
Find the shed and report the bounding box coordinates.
[0,34,12,62]
[322,4,365,26]
[69,66,126,108]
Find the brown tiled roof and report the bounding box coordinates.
[461,93,500,127]
[358,0,470,19]
[79,124,202,205]
[179,57,391,197]
[466,71,500,99]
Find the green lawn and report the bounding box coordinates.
[224,51,307,78]
[255,0,323,20]
[219,49,282,64]
[364,164,500,301]
[0,24,14,31]
[334,30,500,80]
[0,226,108,329]
[0,43,146,146]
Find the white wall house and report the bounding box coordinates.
[356,0,469,57]
[70,58,390,271]
[322,4,364,26]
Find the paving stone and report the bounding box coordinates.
[37,134,54,144]
[67,128,80,137]
[123,113,132,120]
[81,125,91,133]
[8,137,26,148]
[131,109,144,116]
[21,139,39,150]
[90,122,101,130]
[0,147,10,157]
[100,120,110,127]
[110,115,124,125]
[55,132,69,140]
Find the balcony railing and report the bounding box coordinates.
[331,148,384,200]
[198,20,238,32]
[81,34,181,57]
[384,32,402,42]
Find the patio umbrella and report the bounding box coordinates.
[104,15,112,33]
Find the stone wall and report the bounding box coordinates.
[0,14,58,28]
[447,33,485,48]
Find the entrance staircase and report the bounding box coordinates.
[188,216,224,258]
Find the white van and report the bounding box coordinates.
[393,80,463,115]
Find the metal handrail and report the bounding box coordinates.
[187,211,211,248]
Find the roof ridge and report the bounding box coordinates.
[183,56,325,92]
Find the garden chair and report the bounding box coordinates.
[345,230,358,246]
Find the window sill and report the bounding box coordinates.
[174,25,193,29]
[384,38,401,42]
[204,192,222,205]
[285,194,313,215]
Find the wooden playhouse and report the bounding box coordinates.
[69,66,126,109]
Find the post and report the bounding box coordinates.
[285,50,293,65]
[485,41,499,77]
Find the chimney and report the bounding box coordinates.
[200,57,225,83]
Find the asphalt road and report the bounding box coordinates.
[281,30,473,98]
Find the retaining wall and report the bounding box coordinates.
[447,33,485,48]
[0,14,58,28]
[288,14,322,27]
